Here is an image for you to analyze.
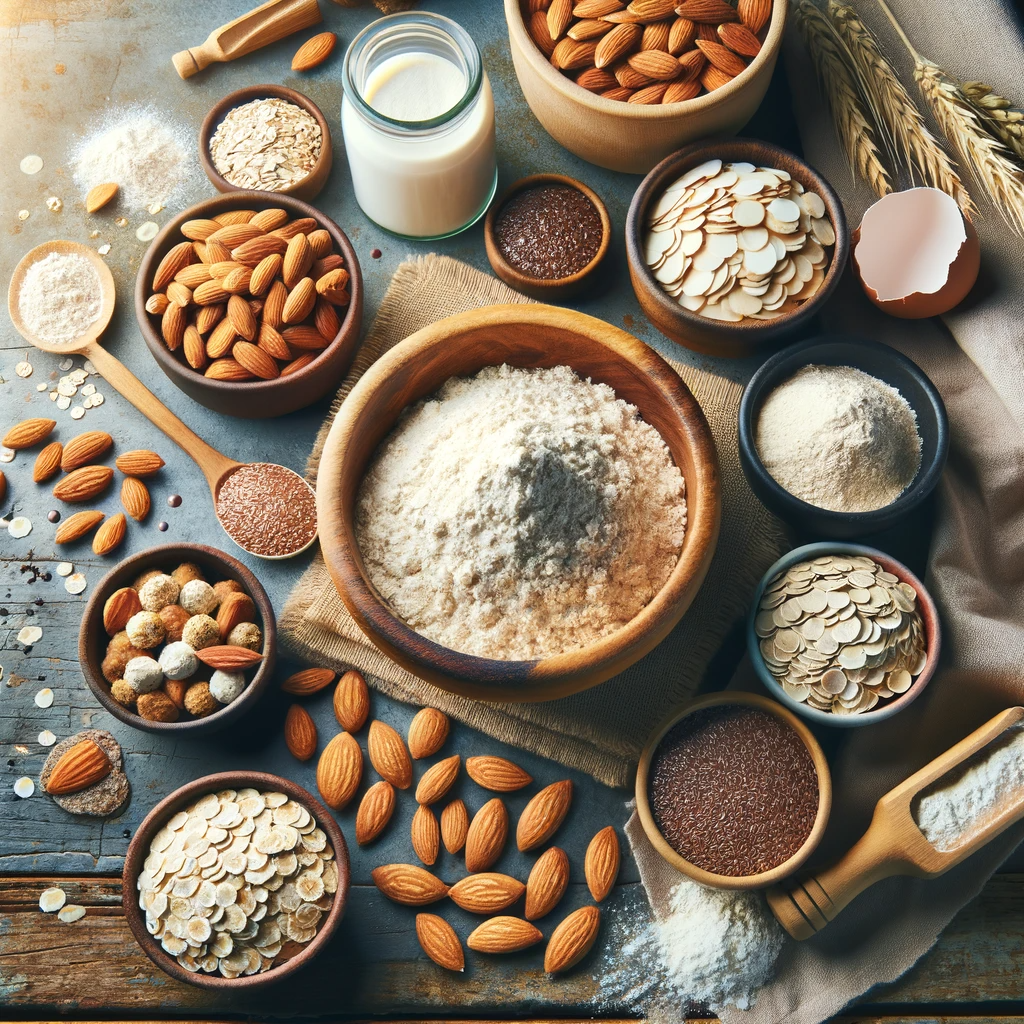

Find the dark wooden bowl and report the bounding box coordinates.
[317,303,721,702]
[635,692,832,889]
[625,137,849,358]
[80,543,277,735]
[123,771,349,989]
[483,174,611,300]
[200,85,333,202]
[136,192,363,419]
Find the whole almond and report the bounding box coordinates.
[146,293,169,315]
[285,703,318,761]
[573,0,623,14]
[547,0,573,39]
[216,591,256,640]
[92,512,127,556]
[3,418,56,450]
[467,916,543,954]
[372,864,449,906]
[441,798,469,854]
[54,509,104,544]
[408,707,450,759]
[270,217,318,240]
[334,669,370,730]
[204,239,233,265]
[121,476,150,521]
[205,359,254,382]
[316,731,363,810]
[601,85,637,100]
[411,804,440,866]
[595,22,641,66]
[525,846,570,920]
[206,318,237,360]
[700,62,735,90]
[195,645,264,670]
[181,218,222,241]
[166,281,192,307]
[669,15,697,52]
[249,253,283,296]
[231,234,288,268]
[614,61,654,88]
[738,0,771,33]
[282,666,336,696]
[103,586,142,635]
[356,780,396,844]
[313,297,341,340]
[576,66,618,90]
[282,278,317,324]
[53,465,114,503]
[415,913,464,972]
[695,37,747,74]
[85,182,118,213]
[222,266,253,295]
[629,81,670,102]
[663,76,702,101]
[161,302,186,350]
[192,280,232,306]
[466,756,533,792]
[517,780,573,851]
[677,46,707,79]
[627,0,677,17]
[292,30,337,70]
[465,797,508,873]
[545,905,601,974]
[32,442,63,483]
[213,209,255,226]
[185,326,208,370]
[176,263,214,288]
[674,0,739,21]
[569,17,614,40]
[152,241,195,292]
[448,873,525,914]
[718,20,761,56]
[233,341,280,380]
[283,233,313,288]
[584,825,620,901]
[528,10,557,55]
[258,323,292,361]
[415,754,461,805]
[249,208,290,232]
[282,325,331,350]
[281,353,315,377]
[628,48,683,78]
[642,20,671,49]
[209,223,263,249]
[114,450,164,477]
[45,738,112,795]
[225,294,256,341]
[211,260,246,280]
[307,229,332,259]
[553,37,598,69]
[315,267,350,304]
[62,431,113,472]
[368,720,413,789]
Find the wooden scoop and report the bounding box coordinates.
[767,706,1024,940]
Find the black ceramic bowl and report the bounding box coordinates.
[738,336,948,537]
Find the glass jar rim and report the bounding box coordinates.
[342,11,483,132]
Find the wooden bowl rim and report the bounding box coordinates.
[635,691,833,889]
[134,191,362,403]
[625,137,850,342]
[483,173,611,293]
[122,770,349,990]
[747,541,943,728]
[316,302,722,701]
[199,84,332,199]
[505,0,788,117]
[79,543,277,735]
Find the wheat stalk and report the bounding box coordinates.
[962,81,1024,163]
[826,1,974,217]
[793,0,892,197]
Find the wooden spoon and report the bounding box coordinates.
[7,241,316,559]
[767,705,1024,940]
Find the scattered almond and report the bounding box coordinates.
[411,804,441,866]
[584,825,620,902]
[316,731,362,810]
[545,905,601,974]
[465,797,508,873]
[32,442,63,483]
[114,450,164,477]
[356,780,396,845]
[53,465,114,503]
[517,780,573,851]
[333,669,370,730]
[368,720,413,790]
[3,418,56,450]
[85,182,118,213]
[525,846,571,920]
[121,476,151,521]
[282,666,336,696]
[372,864,449,906]
[62,431,113,472]
[415,754,461,806]
[292,31,337,71]
[448,873,525,914]
[415,913,464,971]
[284,703,318,761]
[44,739,111,795]
[54,509,105,544]
[408,707,450,759]
[92,512,127,556]
[466,755,533,792]
[440,798,469,854]
[467,916,543,954]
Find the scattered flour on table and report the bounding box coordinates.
[18,252,102,346]
[355,364,687,660]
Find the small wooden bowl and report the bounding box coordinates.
[317,303,721,702]
[625,138,849,358]
[483,174,611,300]
[635,692,832,890]
[123,771,349,989]
[135,192,363,419]
[80,544,277,735]
[200,85,332,202]
[748,542,942,728]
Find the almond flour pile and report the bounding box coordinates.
[355,364,687,660]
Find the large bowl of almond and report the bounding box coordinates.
[135,192,363,419]
[505,0,787,173]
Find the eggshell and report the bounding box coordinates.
[852,187,980,318]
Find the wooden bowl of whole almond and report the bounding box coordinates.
[135,193,363,419]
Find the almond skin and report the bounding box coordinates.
[282,667,336,696]
[408,707,450,759]
[441,798,469,854]
[316,731,363,810]
[114,450,164,477]
[61,431,113,472]
[525,846,570,920]
[467,916,543,954]
[53,465,114,503]
[195,645,264,670]
[292,31,337,71]
[448,873,525,914]
[285,703,318,761]
[411,804,440,866]
[54,509,104,544]
[103,587,142,635]
[85,182,118,213]
[32,442,63,483]
[92,512,127,556]
[368,720,413,789]
[121,476,151,521]
[738,0,771,32]
[372,864,449,906]
[545,905,601,974]
[517,780,573,851]
[44,738,111,795]
[3,418,56,450]
[466,755,533,792]
[465,798,508,873]
[415,754,461,806]
[356,780,396,845]
[415,913,464,972]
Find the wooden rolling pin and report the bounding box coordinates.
[767,706,1024,940]
[171,0,322,79]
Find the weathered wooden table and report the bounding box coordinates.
[2,1,1023,1021]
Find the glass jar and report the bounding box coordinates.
[341,12,497,240]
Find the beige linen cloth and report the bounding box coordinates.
[627,2,1024,1022]
[280,254,785,787]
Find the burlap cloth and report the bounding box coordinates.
[626,2,1024,1022]
[280,254,785,788]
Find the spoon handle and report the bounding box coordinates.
[83,343,240,497]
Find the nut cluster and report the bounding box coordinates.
[523,0,771,104]
[144,207,352,382]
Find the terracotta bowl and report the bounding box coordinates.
[123,771,349,989]
[748,542,942,728]
[504,0,787,174]
[635,692,832,890]
[625,137,849,358]
[80,543,277,735]
[317,303,721,703]
[483,173,611,300]
[135,192,363,419]
[200,85,333,202]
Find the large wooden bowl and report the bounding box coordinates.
[317,304,721,702]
